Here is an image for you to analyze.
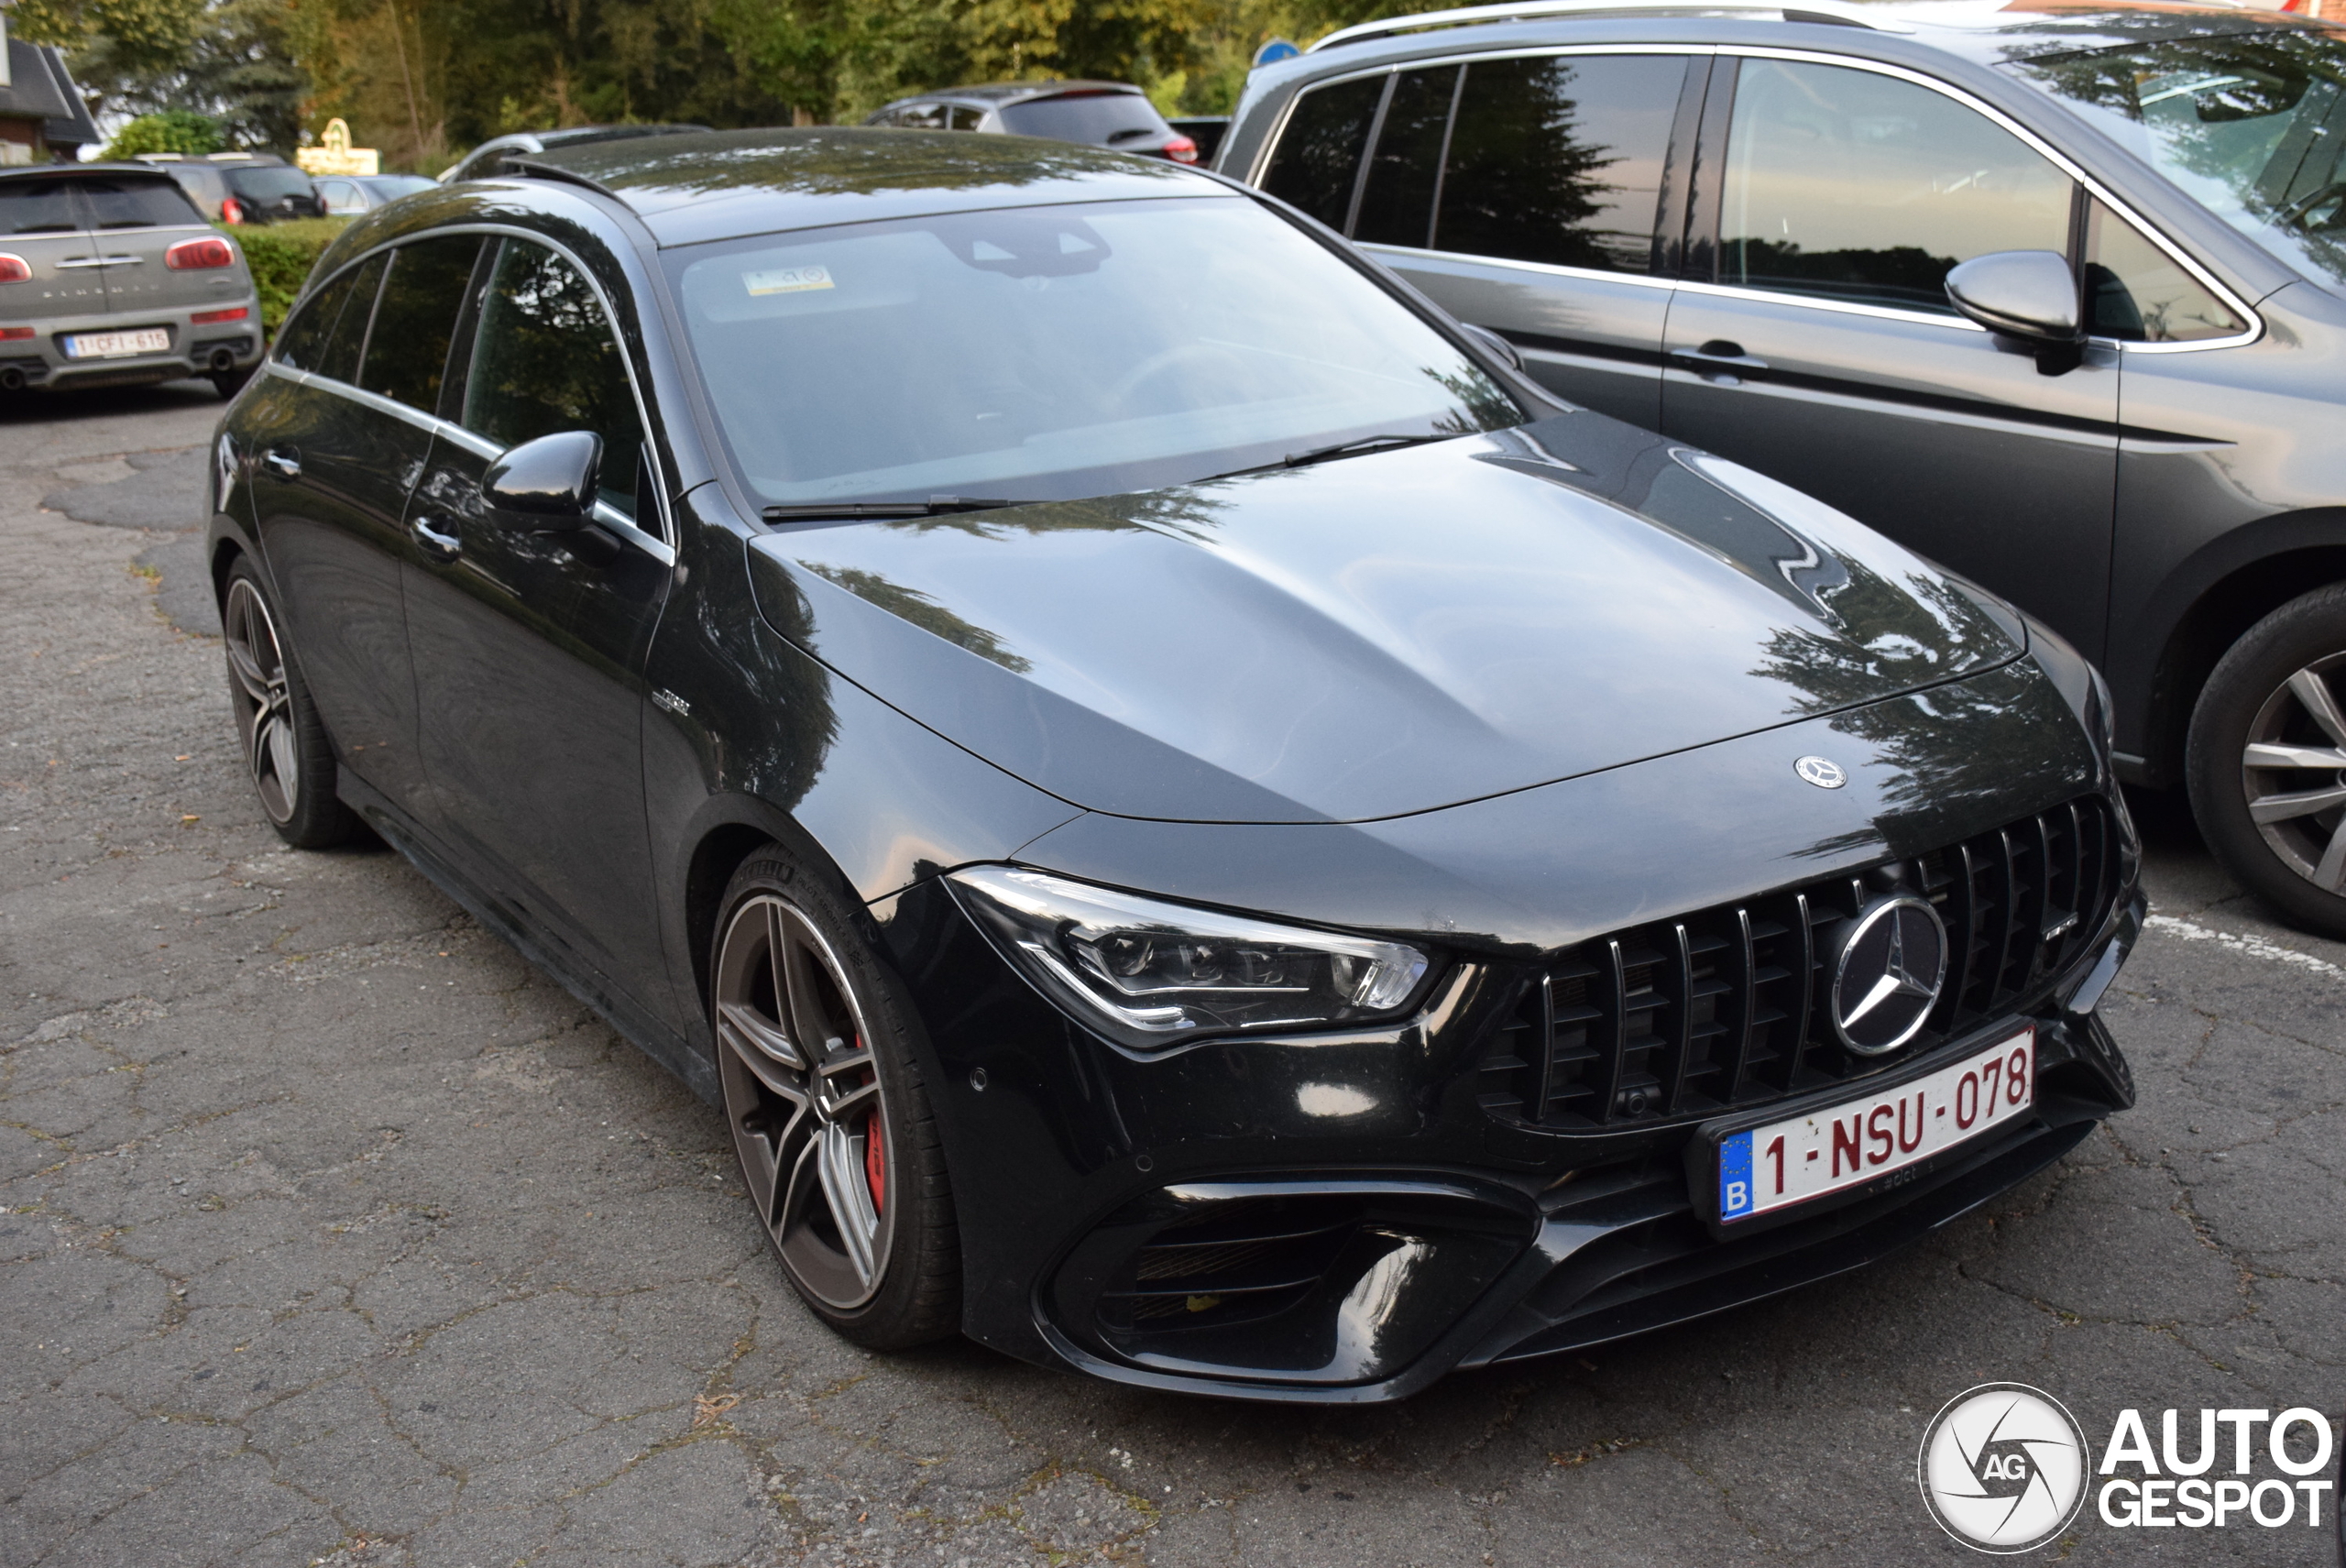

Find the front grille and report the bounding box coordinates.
[1478,795,2122,1130]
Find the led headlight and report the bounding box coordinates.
[947,865,1432,1052]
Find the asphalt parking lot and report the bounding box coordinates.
[2,384,2341,1568]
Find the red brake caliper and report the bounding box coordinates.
[861,1062,884,1211]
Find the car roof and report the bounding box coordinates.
[529,126,1223,247]
[1293,0,2337,71]
[891,81,1147,107]
[0,161,193,183]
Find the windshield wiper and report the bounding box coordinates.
[761,496,1032,521]
[1281,433,1452,468]
[1197,433,1454,486]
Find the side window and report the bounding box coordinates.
[317,253,389,384]
[948,105,985,131]
[359,236,486,412]
[1719,59,2074,313]
[1435,53,1687,271]
[2085,200,2244,342]
[897,103,948,130]
[273,253,385,380]
[1354,67,1460,248]
[1259,74,1387,231]
[462,240,646,521]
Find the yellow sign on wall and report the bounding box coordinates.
[296,119,380,178]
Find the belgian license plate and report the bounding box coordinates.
[1716,1027,2034,1223]
[62,328,170,359]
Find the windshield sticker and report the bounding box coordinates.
[746,264,834,296]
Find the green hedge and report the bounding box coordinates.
[227,218,354,335]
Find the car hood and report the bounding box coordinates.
[744,411,2024,825]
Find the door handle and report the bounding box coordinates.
[54,257,105,269]
[260,447,301,480]
[1669,341,1770,385]
[411,513,461,562]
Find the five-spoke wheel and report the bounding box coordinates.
[711,851,958,1343]
[2190,585,2346,937]
[219,560,353,849]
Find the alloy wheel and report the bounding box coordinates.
[2240,652,2346,892]
[223,577,300,825]
[714,893,893,1310]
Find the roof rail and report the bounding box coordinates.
[1306,0,1913,51]
[500,158,624,202]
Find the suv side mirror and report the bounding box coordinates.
[483,431,603,532]
[1946,250,2085,373]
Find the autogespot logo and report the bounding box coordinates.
[1919,1384,2091,1552]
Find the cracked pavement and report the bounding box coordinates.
[1,385,2340,1566]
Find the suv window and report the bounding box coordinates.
[1720,59,2074,313]
[999,93,1166,145]
[223,166,317,204]
[461,240,645,521]
[359,236,487,412]
[2085,199,2245,342]
[0,180,81,235]
[1433,53,1684,270]
[1354,66,1460,248]
[77,177,203,230]
[1259,74,1387,231]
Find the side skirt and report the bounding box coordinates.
[335,771,721,1106]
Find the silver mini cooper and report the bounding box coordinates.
[0,163,265,399]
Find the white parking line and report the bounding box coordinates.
[2143,913,2346,980]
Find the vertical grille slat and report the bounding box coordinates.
[1488,795,2125,1131]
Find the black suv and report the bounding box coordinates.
[1222,0,2346,937]
[134,152,325,225]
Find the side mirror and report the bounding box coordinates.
[1946,250,2086,376]
[483,430,603,531]
[1460,321,1525,372]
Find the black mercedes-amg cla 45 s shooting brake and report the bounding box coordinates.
[205,128,2143,1403]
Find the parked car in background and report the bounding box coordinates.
[1168,115,1231,165]
[1222,0,2346,939]
[436,124,714,184]
[134,151,325,225]
[867,82,1200,161]
[205,126,2137,1402]
[0,164,261,397]
[315,173,437,215]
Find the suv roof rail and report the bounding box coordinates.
[1306,0,1914,50]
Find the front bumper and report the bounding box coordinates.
[1,297,265,392]
[872,860,2141,1405]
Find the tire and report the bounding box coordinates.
[2187,584,2346,938]
[211,366,254,400]
[220,559,356,849]
[709,849,959,1347]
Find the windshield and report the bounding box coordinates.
[1000,93,1169,146]
[2011,27,2346,285]
[667,196,1524,508]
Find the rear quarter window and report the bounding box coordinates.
[1258,75,1387,229]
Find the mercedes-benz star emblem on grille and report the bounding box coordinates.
[1831,895,1948,1055]
[1795,755,1847,789]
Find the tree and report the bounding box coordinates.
[101,106,223,156]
